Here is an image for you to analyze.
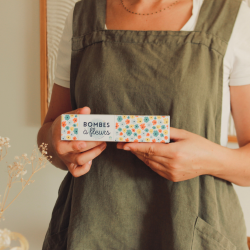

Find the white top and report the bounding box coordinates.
[54,0,250,146]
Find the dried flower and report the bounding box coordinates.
[0,138,52,249]
[0,228,11,248]
[0,229,29,249]
[20,170,27,176]
[0,137,52,223]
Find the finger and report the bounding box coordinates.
[170,127,190,141]
[56,140,86,155]
[80,141,106,152]
[134,152,169,173]
[135,153,170,180]
[57,140,105,155]
[65,142,107,177]
[120,142,173,158]
[65,106,91,115]
[132,150,171,166]
[67,142,107,167]
[56,106,91,154]
[116,142,126,149]
[66,160,92,177]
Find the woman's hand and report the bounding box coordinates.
[116,127,225,182]
[51,107,107,177]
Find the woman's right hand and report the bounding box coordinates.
[51,107,107,177]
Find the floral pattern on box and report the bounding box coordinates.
[61,114,79,140]
[115,115,169,143]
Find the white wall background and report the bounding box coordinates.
[0,1,249,249]
[0,1,66,249]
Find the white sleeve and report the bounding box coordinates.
[229,0,250,86]
[53,7,74,88]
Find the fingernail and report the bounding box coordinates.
[78,143,85,150]
[123,146,130,151]
[100,143,106,150]
[71,163,77,169]
[88,160,92,165]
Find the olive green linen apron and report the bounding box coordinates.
[42,0,249,249]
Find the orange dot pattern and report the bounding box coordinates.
[115,115,169,143]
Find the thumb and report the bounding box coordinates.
[170,127,189,141]
[65,106,91,115]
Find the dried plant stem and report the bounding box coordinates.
[0,141,52,222]
[0,137,9,161]
[0,152,6,161]
[2,188,25,214]
[1,176,12,212]
[0,148,7,161]
[31,160,34,172]
[1,183,11,212]
[1,166,43,215]
[0,139,51,250]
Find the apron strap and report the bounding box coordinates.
[72,0,106,37]
[72,0,242,43]
[194,0,242,43]
[70,0,106,110]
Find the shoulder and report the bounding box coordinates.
[53,6,74,88]
[230,0,250,58]
[231,0,250,43]
[227,0,250,86]
[237,0,250,24]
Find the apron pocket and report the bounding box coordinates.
[191,217,236,250]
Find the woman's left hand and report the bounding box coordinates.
[116,127,224,182]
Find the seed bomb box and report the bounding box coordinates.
[61,114,170,143]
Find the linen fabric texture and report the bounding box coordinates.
[54,0,250,147]
[42,0,249,249]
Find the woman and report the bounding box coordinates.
[38,0,250,249]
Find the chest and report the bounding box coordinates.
[106,0,193,31]
[70,0,234,145]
